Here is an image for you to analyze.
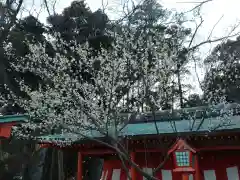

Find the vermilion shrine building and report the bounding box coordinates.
[38,103,240,180]
[0,114,27,138]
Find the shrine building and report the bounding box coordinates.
[38,103,240,180]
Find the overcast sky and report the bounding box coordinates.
[22,0,240,95]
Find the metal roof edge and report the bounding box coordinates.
[0,114,29,123]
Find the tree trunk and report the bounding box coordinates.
[22,148,48,180]
[177,69,184,108]
[83,157,104,180]
[58,150,64,180]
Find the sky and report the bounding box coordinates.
[21,0,240,95]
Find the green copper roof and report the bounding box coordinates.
[0,114,28,123]
[38,116,240,144]
[121,115,240,136]
[37,103,240,144]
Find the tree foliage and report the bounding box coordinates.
[4,0,200,138]
[203,37,240,104]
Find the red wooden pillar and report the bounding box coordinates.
[182,174,189,180]
[194,154,201,180]
[130,152,137,180]
[77,152,83,180]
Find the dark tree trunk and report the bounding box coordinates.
[177,68,184,108]
[22,148,48,180]
[83,157,104,180]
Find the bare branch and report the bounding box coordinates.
[188,15,204,48]
[52,0,57,15]
[117,153,132,179]
[101,0,108,13]
[112,0,143,24]
[207,14,224,40]
[43,0,51,17]
[192,55,203,91]
[189,32,240,52]
[153,154,170,174]
[182,0,213,14]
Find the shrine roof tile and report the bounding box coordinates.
[37,114,240,144]
[37,103,240,144]
[121,115,240,136]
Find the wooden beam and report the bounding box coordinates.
[81,149,115,155]
[135,149,163,153]
[39,144,52,148]
[38,143,240,156]
[77,152,83,180]
[196,145,240,151]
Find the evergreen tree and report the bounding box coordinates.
[203,37,240,104]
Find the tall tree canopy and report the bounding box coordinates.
[0,0,113,107]
[3,0,199,139]
[203,37,240,104]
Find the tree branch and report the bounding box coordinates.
[183,0,213,14]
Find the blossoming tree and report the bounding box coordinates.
[2,0,240,179]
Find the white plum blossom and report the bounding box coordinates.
[4,26,178,140]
